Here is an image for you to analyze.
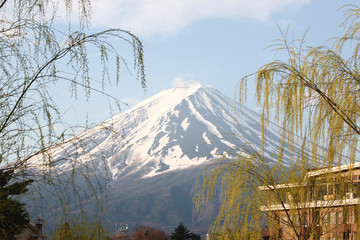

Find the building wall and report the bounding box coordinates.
[263,166,360,240]
[272,206,357,240]
[15,222,46,240]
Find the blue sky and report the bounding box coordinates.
[55,0,354,125]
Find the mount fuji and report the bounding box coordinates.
[28,83,296,234]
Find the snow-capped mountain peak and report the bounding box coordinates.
[30,84,288,179]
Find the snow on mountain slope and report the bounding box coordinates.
[29,84,293,180]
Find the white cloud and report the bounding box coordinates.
[172,76,202,88]
[86,0,310,38]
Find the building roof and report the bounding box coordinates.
[306,162,360,177]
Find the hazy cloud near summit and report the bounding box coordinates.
[172,77,203,88]
[87,0,310,37]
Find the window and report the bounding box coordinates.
[335,182,346,199]
[303,211,308,227]
[290,214,300,227]
[322,213,328,225]
[353,182,360,198]
[317,185,327,200]
[337,211,343,225]
[343,207,349,224]
[328,184,334,195]
[329,212,336,225]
